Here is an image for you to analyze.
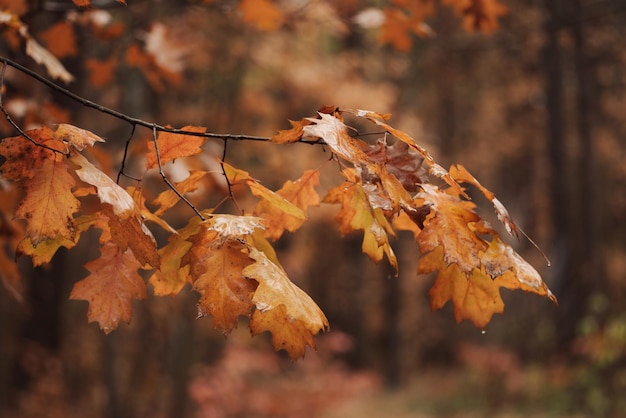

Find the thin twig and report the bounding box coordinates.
[117,123,137,184]
[218,139,243,215]
[152,125,205,220]
[0,56,274,142]
[0,63,68,156]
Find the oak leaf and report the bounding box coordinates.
[271,119,312,144]
[54,124,105,151]
[179,216,259,333]
[424,246,505,329]
[149,215,204,296]
[192,239,257,334]
[70,241,146,334]
[16,154,80,246]
[244,247,329,359]
[324,169,398,273]
[303,113,371,166]
[223,163,305,220]
[101,204,159,268]
[145,126,207,169]
[0,128,65,180]
[416,183,484,272]
[253,169,320,240]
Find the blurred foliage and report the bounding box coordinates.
[1,0,626,417]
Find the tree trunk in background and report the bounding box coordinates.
[570,0,602,292]
[544,0,598,350]
[543,0,578,349]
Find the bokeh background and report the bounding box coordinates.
[1,0,625,417]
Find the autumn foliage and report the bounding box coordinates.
[0,0,556,360]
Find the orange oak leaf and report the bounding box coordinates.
[16,155,80,246]
[145,126,207,169]
[425,247,505,329]
[223,163,305,220]
[416,183,484,272]
[54,124,105,151]
[253,169,320,240]
[148,234,193,296]
[324,169,398,273]
[178,215,260,333]
[101,204,159,268]
[0,128,65,181]
[244,247,329,359]
[271,119,312,144]
[238,0,285,31]
[149,215,203,296]
[192,239,257,334]
[70,241,146,334]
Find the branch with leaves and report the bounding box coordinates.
[0,51,555,358]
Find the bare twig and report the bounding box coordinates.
[0,62,69,156]
[152,125,205,220]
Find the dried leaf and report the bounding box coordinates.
[71,151,135,217]
[146,126,207,169]
[244,247,329,359]
[54,124,105,151]
[254,169,320,240]
[70,241,146,334]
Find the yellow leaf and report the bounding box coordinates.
[253,169,320,240]
[223,162,305,220]
[16,156,79,246]
[244,247,329,359]
[149,216,203,296]
[324,171,398,273]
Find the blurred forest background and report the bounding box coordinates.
[1,0,625,417]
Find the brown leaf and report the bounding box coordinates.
[70,241,146,334]
[192,239,257,334]
[244,247,329,359]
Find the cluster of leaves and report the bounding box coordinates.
[0,0,555,360]
[0,95,555,359]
